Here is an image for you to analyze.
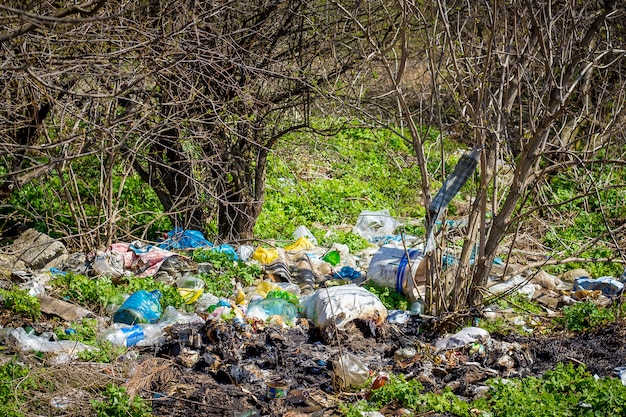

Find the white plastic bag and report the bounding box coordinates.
[352,210,399,241]
[301,284,387,330]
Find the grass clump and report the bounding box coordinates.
[192,249,262,297]
[555,301,615,332]
[50,273,186,313]
[0,287,41,320]
[474,363,626,417]
[0,357,37,417]
[91,384,152,417]
[363,282,409,311]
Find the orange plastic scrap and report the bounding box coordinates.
[252,246,279,264]
[284,236,314,252]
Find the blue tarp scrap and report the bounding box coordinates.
[158,228,213,250]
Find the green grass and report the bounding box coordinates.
[0,357,37,417]
[342,363,626,417]
[256,121,457,240]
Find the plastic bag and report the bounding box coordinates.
[301,284,388,330]
[245,298,297,323]
[353,210,399,241]
[333,353,369,389]
[8,327,97,354]
[434,327,490,352]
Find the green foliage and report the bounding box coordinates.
[0,357,37,417]
[54,318,99,342]
[50,273,186,312]
[91,384,152,417]
[474,363,626,417]
[477,317,532,336]
[256,121,447,240]
[365,374,472,416]
[492,292,543,314]
[2,158,171,240]
[0,287,41,320]
[555,301,614,332]
[77,341,126,364]
[340,400,377,417]
[320,230,370,253]
[367,374,425,409]
[192,249,262,297]
[541,170,626,278]
[364,282,409,311]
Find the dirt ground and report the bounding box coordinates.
[123,316,626,417]
[3,310,626,416]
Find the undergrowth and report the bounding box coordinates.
[342,363,626,417]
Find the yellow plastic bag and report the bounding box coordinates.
[252,247,279,264]
[285,236,314,252]
[255,281,278,298]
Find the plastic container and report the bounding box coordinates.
[176,276,205,304]
[265,379,289,399]
[367,245,423,296]
[113,290,163,325]
[99,324,145,347]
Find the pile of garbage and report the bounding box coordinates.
[1,209,626,416]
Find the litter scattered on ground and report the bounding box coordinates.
[2,219,626,416]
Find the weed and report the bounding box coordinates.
[364,282,409,310]
[91,384,152,417]
[0,357,37,417]
[192,249,262,297]
[50,273,186,313]
[555,301,614,332]
[0,287,41,320]
[320,230,370,253]
[474,363,626,417]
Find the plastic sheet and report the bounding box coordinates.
[158,228,213,250]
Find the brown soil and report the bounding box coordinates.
[143,317,626,417]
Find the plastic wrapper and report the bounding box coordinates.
[301,284,388,330]
[434,326,490,352]
[352,209,399,241]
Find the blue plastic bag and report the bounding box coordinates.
[159,228,213,250]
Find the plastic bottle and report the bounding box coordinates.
[99,324,145,347]
[176,275,205,304]
[113,290,163,325]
